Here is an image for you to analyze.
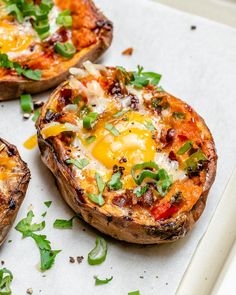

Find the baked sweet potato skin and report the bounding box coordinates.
[0,138,30,245]
[0,0,113,101]
[36,79,217,244]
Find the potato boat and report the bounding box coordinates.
[0,138,30,245]
[0,0,113,100]
[36,62,217,244]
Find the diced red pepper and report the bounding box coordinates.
[150,203,179,221]
[178,134,188,141]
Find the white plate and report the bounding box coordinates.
[1,0,236,294]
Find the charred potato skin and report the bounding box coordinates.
[37,83,217,244]
[0,139,30,245]
[0,0,113,101]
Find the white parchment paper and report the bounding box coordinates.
[0,0,236,294]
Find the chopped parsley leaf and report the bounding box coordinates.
[66,158,89,170]
[108,172,122,191]
[44,201,52,208]
[53,218,74,229]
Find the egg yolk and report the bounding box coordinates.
[92,128,156,173]
[0,21,34,53]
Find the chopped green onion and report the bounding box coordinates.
[88,193,105,206]
[33,20,50,34]
[20,94,33,113]
[85,135,96,145]
[113,109,129,118]
[88,236,107,265]
[56,9,72,27]
[144,120,156,131]
[128,291,140,295]
[131,161,159,185]
[133,185,149,197]
[0,268,13,294]
[172,112,185,120]
[32,109,41,122]
[44,201,52,208]
[185,150,207,172]
[6,4,23,23]
[55,42,76,58]
[53,218,73,229]
[83,112,98,129]
[41,211,47,217]
[105,123,120,136]
[177,141,193,155]
[66,158,89,170]
[94,275,113,286]
[108,172,122,190]
[96,173,106,193]
[156,169,172,196]
[88,173,106,206]
[22,69,41,81]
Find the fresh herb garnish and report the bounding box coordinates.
[88,236,107,265]
[128,291,140,295]
[172,112,185,120]
[108,172,122,191]
[155,169,173,197]
[31,233,61,271]
[88,173,106,206]
[66,158,89,170]
[144,120,156,131]
[131,66,161,88]
[185,150,207,172]
[131,162,172,196]
[55,42,76,58]
[41,211,47,218]
[53,218,74,229]
[94,275,113,286]
[44,201,52,208]
[85,135,96,145]
[32,109,41,122]
[83,112,98,130]
[105,123,120,136]
[133,185,149,197]
[177,141,193,155]
[15,210,61,271]
[0,268,13,294]
[0,53,42,81]
[15,210,45,238]
[20,94,33,113]
[56,9,72,27]
[113,109,129,118]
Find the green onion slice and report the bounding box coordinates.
[128,291,140,295]
[56,10,72,27]
[55,42,76,58]
[88,193,105,206]
[66,158,89,170]
[105,123,120,136]
[94,275,113,286]
[0,267,13,294]
[88,236,107,265]
[185,151,207,171]
[177,141,193,155]
[131,161,159,185]
[83,112,98,129]
[85,135,96,145]
[113,109,129,118]
[20,94,33,113]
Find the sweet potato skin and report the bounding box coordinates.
[0,138,30,245]
[36,83,217,244]
[0,0,113,101]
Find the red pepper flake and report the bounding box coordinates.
[122,47,134,56]
[150,203,179,221]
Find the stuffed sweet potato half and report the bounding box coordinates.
[0,138,30,245]
[0,0,113,100]
[36,63,217,244]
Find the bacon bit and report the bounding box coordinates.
[112,195,129,207]
[138,189,154,207]
[166,128,176,143]
[169,151,177,161]
[43,110,62,124]
[107,81,123,98]
[57,88,73,110]
[150,203,179,221]
[122,47,134,56]
[129,94,139,111]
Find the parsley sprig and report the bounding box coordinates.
[131,66,162,88]
[0,53,42,81]
[15,210,61,271]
